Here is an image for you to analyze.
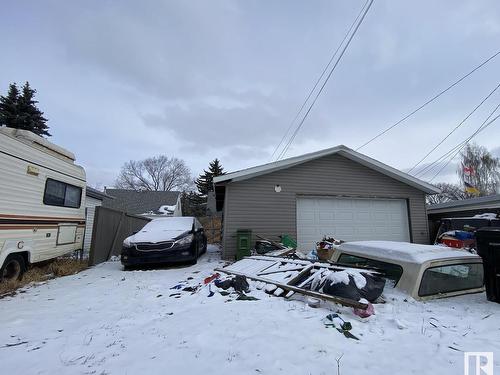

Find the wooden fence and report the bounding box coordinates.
[198,216,222,244]
[88,206,150,266]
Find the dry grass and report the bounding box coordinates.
[0,258,88,297]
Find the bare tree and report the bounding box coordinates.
[426,182,469,205]
[115,155,192,191]
[458,143,500,196]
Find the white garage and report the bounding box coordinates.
[297,197,410,251]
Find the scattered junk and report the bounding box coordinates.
[214,255,383,310]
[254,238,286,255]
[353,302,375,318]
[307,266,385,304]
[306,249,319,261]
[253,234,296,256]
[169,271,259,301]
[214,275,250,293]
[203,272,220,285]
[316,236,344,261]
[330,241,485,300]
[437,230,475,249]
[434,214,500,250]
[307,297,321,308]
[323,313,359,340]
[238,233,486,302]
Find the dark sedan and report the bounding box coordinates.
[121,217,207,268]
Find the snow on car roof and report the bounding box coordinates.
[337,241,479,264]
[146,216,194,230]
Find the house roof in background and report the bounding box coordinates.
[85,186,114,201]
[213,145,440,194]
[427,194,500,214]
[102,189,180,215]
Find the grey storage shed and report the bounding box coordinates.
[214,145,440,259]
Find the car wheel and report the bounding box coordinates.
[189,244,198,265]
[1,254,26,282]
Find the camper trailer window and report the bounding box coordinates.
[65,185,81,207]
[43,179,82,208]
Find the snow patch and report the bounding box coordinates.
[0,246,498,375]
[473,212,498,219]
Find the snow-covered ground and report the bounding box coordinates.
[1,245,498,374]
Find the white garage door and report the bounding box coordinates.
[297,197,410,251]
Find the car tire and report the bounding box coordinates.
[188,244,198,265]
[0,254,26,282]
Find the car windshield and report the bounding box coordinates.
[143,217,194,232]
[418,263,484,297]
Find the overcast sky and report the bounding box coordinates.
[2,0,499,189]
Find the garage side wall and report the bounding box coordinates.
[222,154,429,259]
[83,196,102,254]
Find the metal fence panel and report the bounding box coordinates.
[88,206,150,266]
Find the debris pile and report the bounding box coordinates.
[215,255,384,311]
[316,236,344,261]
[306,268,385,303]
[438,230,475,249]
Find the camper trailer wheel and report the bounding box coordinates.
[1,254,26,282]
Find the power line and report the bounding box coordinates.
[429,111,500,181]
[414,101,500,178]
[428,111,500,182]
[407,81,500,173]
[356,50,500,151]
[277,0,374,160]
[270,0,371,160]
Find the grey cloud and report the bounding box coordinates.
[2,0,500,188]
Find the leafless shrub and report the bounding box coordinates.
[115,155,192,191]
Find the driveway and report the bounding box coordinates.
[0,245,498,374]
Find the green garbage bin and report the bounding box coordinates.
[236,229,252,260]
[280,234,297,249]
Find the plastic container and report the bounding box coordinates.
[280,234,297,249]
[236,229,252,260]
[475,227,500,303]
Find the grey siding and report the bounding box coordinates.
[222,154,429,259]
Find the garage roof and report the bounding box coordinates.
[213,145,440,194]
[427,194,500,214]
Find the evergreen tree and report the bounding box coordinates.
[17,82,50,137]
[0,83,20,128]
[0,82,50,137]
[181,191,206,217]
[195,158,225,196]
[192,159,225,216]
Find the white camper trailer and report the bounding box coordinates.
[0,127,86,281]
